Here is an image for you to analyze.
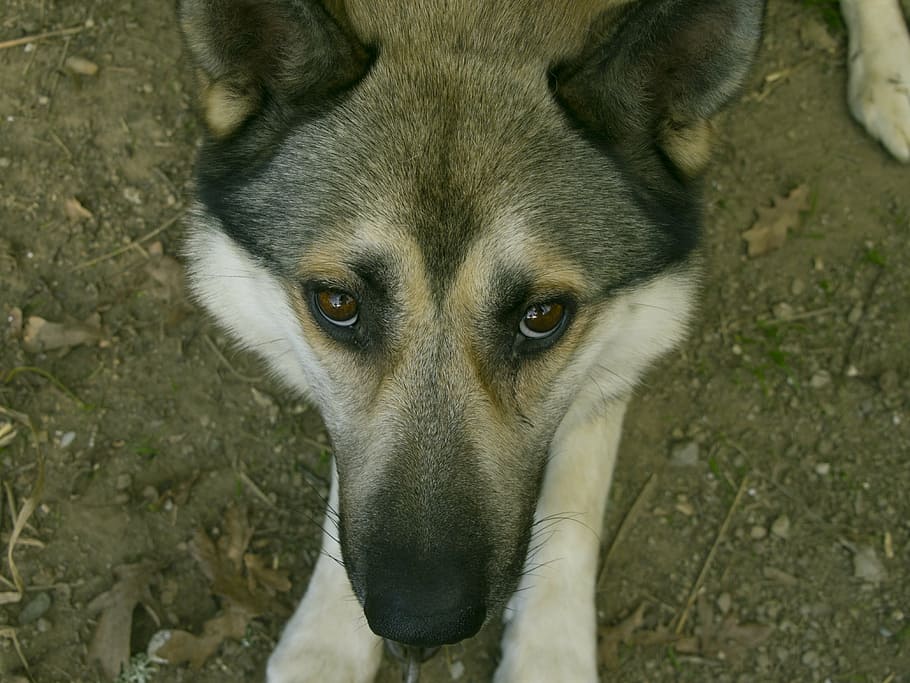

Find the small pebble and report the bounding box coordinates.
[750,525,767,540]
[64,55,99,76]
[809,371,831,389]
[36,617,51,633]
[123,187,142,205]
[772,302,794,319]
[847,303,863,325]
[449,660,465,680]
[18,592,51,625]
[60,431,76,448]
[142,485,159,502]
[815,463,831,476]
[675,501,695,517]
[670,441,699,467]
[771,515,791,539]
[878,370,900,396]
[852,545,886,585]
[115,473,132,491]
[0,157,10,168]
[717,592,732,614]
[790,278,805,296]
[801,650,820,668]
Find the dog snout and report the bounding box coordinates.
[362,543,487,647]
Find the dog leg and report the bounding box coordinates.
[495,397,628,683]
[841,0,910,161]
[268,469,383,683]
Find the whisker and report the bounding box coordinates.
[320,549,345,568]
[594,363,642,392]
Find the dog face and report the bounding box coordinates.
[180,0,763,648]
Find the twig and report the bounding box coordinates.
[4,366,90,409]
[597,473,659,592]
[674,475,748,634]
[0,627,33,681]
[49,130,73,161]
[71,209,183,271]
[238,472,276,509]
[0,25,85,50]
[204,336,263,384]
[767,306,835,324]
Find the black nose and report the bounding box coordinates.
[362,547,487,647]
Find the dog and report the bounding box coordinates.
[841,0,910,162]
[174,1,768,681]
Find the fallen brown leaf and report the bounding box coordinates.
[598,603,646,669]
[220,504,253,573]
[244,553,291,594]
[21,313,104,353]
[149,504,291,670]
[741,184,811,257]
[149,604,249,670]
[692,594,772,661]
[87,562,161,680]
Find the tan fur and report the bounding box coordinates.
[660,118,716,177]
[202,79,258,138]
[344,0,633,62]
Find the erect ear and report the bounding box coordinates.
[177,0,370,138]
[554,0,765,177]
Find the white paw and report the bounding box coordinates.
[267,611,382,683]
[847,24,910,161]
[494,582,598,683]
[267,541,382,682]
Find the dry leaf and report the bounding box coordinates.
[191,530,270,616]
[64,197,94,221]
[741,184,811,257]
[598,603,646,669]
[244,553,291,594]
[150,505,290,670]
[691,594,772,661]
[21,313,104,353]
[149,604,249,670]
[87,562,160,680]
[220,505,253,573]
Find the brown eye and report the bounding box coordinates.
[519,302,566,339]
[314,289,359,327]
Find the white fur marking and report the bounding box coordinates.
[184,212,326,398]
[267,469,383,683]
[496,269,698,683]
[842,0,910,162]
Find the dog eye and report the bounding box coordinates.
[314,289,359,327]
[519,302,565,339]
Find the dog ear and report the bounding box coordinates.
[177,0,370,138]
[554,0,765,177]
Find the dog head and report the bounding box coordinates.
[179,0,763,648]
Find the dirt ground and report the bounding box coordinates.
[1,1,908,682]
